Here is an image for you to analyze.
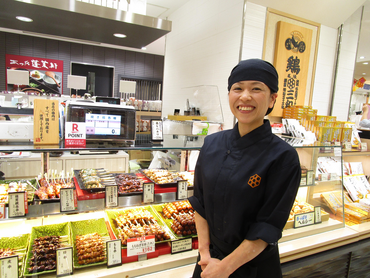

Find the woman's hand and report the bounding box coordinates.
[200,258,229,278]
[198,252,211,271]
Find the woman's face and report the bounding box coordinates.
[229,80,277,135]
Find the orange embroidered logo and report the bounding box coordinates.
[248,174,261,188]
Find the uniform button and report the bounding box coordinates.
[227,150,230,154]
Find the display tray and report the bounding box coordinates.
[74,169,115,193]
[139,169,179,187]
[23,222,71,277]
[112,173,143,196]
[151,203,197,239]
[33,178,75,203]
[105,206,176,248]
[0,179,36,205]
[70,218,110,269]
[0,233,30,277]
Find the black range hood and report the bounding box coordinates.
[0,0,172,48]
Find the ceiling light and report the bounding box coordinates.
[360,56,365,59]
[16,16,33,22]
[363,62,368,65]
[141,47,147,50]
[114,33,126,38]
[363,73,366,75]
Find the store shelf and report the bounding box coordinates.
[136,111,162,117]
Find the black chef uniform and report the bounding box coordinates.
[189,120,301,278]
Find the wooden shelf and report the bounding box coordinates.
[136,111,161,117]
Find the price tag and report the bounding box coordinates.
[171,238,193,254]
[106,239,122,268]
[334,146,342,157]
[60,188,77,212]
[143,182,154,203]
[177,180,188,200]
[56,247,73,277]
[126,235,155,257]
[344,142,352,151]
[8,192,27,218]
[294,211,315,228]
[330,173,338,180]
[105,185,118,208]
[307,170,314,185]
[361,142,368,151]
[0,255,18,278]
[0,204,5,219]
[321,173,329,182]
[300,176,307,186]
[315,206,322,223]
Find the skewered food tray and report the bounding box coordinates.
[70,218,110,268]
[74,168,116,192]
[23,222,71,277]
[113,173,143,195]
[0,233,30,276]
[139,169,179,187]
[0,179,36,205]
[106,206,175,247]
[152,200,197,239]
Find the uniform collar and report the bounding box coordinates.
[231,119,272,148]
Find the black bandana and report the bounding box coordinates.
[228,59,279,115]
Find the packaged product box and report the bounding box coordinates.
[342,127,352,143]
[334,121,345,128]
[325,121,335,127]
[326,116,337,122]
[314,120,326,127]
[318,127,333,143]
[332,127,342,143]
[345,203,370,216]
[320,190,343,214]
[316,115,327,121]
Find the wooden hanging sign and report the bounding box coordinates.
[33,99,59,144]
[272,21,313,117]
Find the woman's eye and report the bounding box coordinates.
[252,87,262,91]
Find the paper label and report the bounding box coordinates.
[361,143,368,151]
[56,247,73,277]
[105,185,118,208]
[106,240,122,268]
[0,204,4,219]
[0,255,18,278]
[177,180,188,200]
[126,235,155,257]
[8,192,27,217]
[344,142,352,151]
[143,182,154,203]
[60,188,77,212]
[294,211,315,228]
[307,170,314,185]
[171,238,193,254]
[65,122,86,147]
[315,206,322,223]
[334,147,342,157]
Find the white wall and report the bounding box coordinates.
[163,0,245,130]
[163,0,359,129]
[331,6,363,121]
[311,25,338,115]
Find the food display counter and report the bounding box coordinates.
[0,135,370,277]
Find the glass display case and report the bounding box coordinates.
[0,136,360,277]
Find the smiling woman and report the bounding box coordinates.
[188,58,302,278]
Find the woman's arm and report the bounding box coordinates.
[194,212,211,270]
[201,239,268,278]
[361,104,369,121]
